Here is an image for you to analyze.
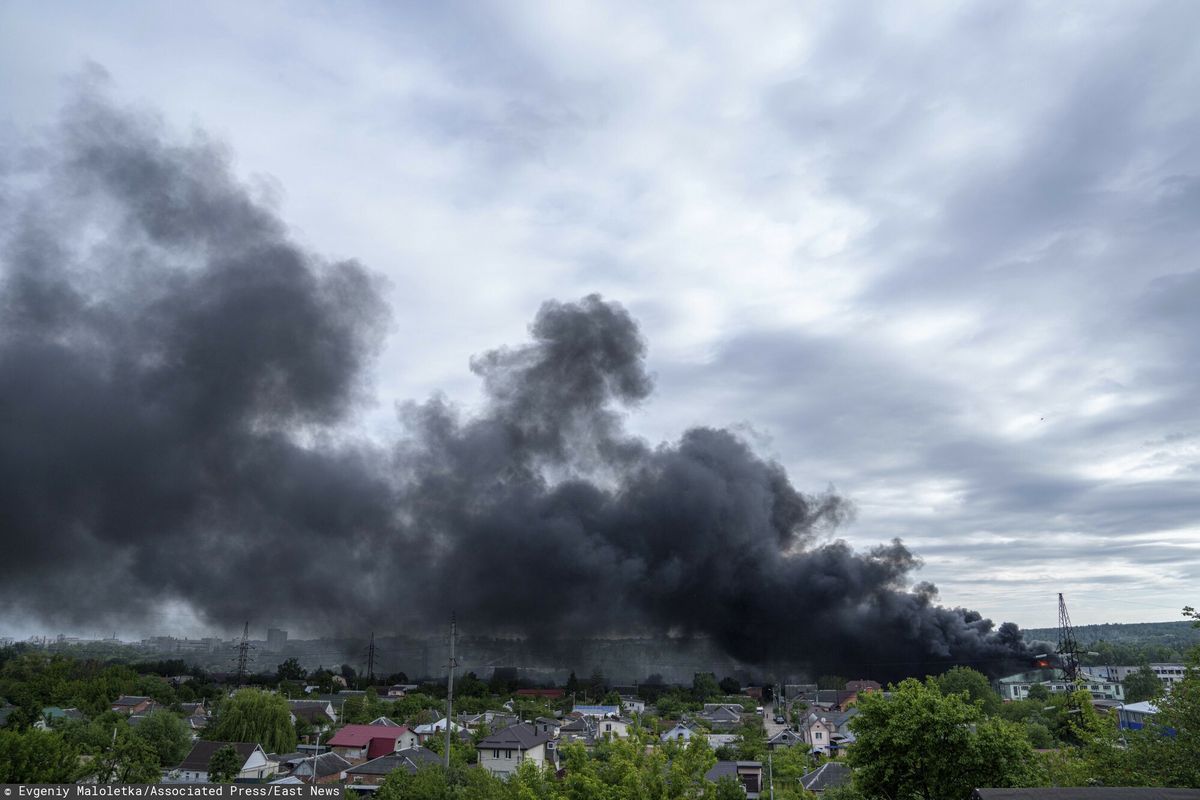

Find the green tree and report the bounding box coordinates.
[1123,664,1163,704]
[719,676,741,695]
[1027,684,1050,702]
[693,672,722,702]
[207,744,241,784]
[205,688,296,753]
[88,731,161,783]
[849,678,1042,800]
[276,658,306,683]
[0,729,80,782]
[1128,652,1200,787]
[133,710,191,767]
[934,666,1001,716]
[707,775,745,799]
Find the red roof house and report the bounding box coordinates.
[326,724,418,760]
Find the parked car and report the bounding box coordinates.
[774,715,786,724]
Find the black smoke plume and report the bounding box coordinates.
[0,82,1037,679]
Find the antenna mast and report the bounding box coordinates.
[444,614,457,769]
[1056,593,1081,682]
[367,631,376,685]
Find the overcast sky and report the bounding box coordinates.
[3,1,1198,633]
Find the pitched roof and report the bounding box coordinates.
[178,742,260,772]
[112,695,152,707]
[368,716,402,727]
[476,723,552,750]
[344,747,441,776]
[292,752,352,779]
[802,761,852,791]
[327,724,411,748]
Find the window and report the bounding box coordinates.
[815,732,823,740]
[493,749,500,759]
[506,749,513,759]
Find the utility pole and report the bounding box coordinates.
[367,632,376,685]
[235,621,253,686]
[444,614,457,769]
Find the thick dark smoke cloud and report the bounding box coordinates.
[0,83,1038,679]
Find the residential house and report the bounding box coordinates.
[367,716,403,727]
[477,723,553,778]
[699,704,745,731]
[289,752,352,784]
[619,695,646,715]
[844,680,882,694]
[532,717,560,738]
[180,702,207,718]
[706,734,739,751]
[288,699,337,726]
[767,729,805,750]
[326,724,419,761]
[800,709,859,756]
[705,761,763,799]
[784,684,819,703]
[558,717,596,746]
[341,747,441,785]
[414,717,465,743]
[595,717,632,740]
[168,742,275,784]
[111,696,154,715]
[660,722,699,742]
[385,684,419,698]
[801,762,852,793]
[572,704,620,718]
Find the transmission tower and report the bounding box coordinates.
[367,632,376,684]
[235,621,254,686]
[1056,593,1081,682]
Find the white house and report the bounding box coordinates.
[660,722,699,742]
[167,742,275,784]
[595,717,632,740]
[476,723,553,778]
[414,717,464,742]
[619,696,646,715]
[800,710,858,756]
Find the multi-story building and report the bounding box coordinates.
[1084,664,1190,690]
[995,669,1124,701]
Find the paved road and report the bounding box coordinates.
[763,700,790,740]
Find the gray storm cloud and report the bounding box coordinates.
[0,84,1038,679]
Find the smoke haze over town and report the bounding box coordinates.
[3,2,1199,678]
